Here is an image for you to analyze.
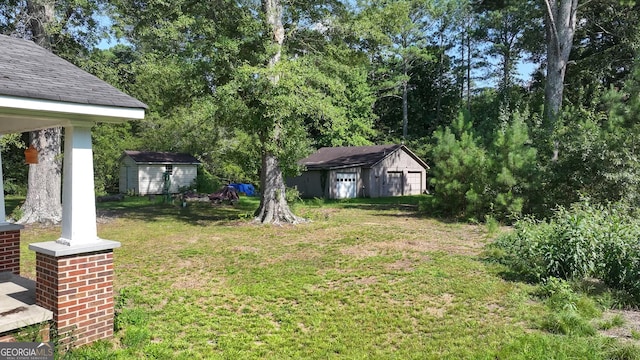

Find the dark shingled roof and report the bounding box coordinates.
[300,144,429,170]
[0,34,147,109]
[124,151,201,164]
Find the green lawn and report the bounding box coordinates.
[16,196,637,359]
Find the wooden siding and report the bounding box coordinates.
[287,170,327,198]
[118,156,139,194]
[366,149,426,197]
[119,155,198,195]
[288,147,427,199]
[138,165,166,195]
[168,165,197,193]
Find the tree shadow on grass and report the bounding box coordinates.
[97,198,259,226]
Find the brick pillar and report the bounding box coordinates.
[0,225,24,275]
[35,250,115,347]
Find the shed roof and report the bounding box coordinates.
[300,144,429,170]
[124,151,201,165]
[0,35,147,109]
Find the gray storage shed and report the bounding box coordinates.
[287,144,429,199]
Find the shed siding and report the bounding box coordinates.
[119,156,139,194]
[168,165,197,193]
[119,155,199,195]
[138,165,166,195]
[287,170,326,198]
[288,146,428,199]
[370,149,426,197]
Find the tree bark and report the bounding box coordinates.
[543,0,578,161]
[254,0,305,224]
[18,0,63,225]
[402,70,408,141]
[18,128,62,225]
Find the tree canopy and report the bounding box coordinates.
[2,0,640,223]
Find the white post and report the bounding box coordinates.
[0,145,7,224]
[57,124,98,245]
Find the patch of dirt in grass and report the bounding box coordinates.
[341,237,483,258]
[170,275,209,290]
[262,249,323,265]
[354,276,378,285]
[340,246,378,258]
[232,245,260,253]
[385,258,417,272]
[386,292,456,318]
[600,310,640,342]
[385,255,430,272]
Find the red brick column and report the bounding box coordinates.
[35,250,115,347]
[0,226,23,275]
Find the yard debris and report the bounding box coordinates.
[182,191,210,202]
[96,193,125,202]
[208,186,239,205]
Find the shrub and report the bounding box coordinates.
[195,166,220,194]
[285,186,302,203]
[489,200,640,305]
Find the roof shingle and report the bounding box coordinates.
[124,151,201,164]
[0,35,147,109]
[300,144,428,170]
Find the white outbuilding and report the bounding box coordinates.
[119,151,201,195]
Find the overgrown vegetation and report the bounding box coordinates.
[14,197,640,358]
[488,200,640,306]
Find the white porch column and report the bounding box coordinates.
[30,123,119,256]
[58,124,97,245]
[0,147,7,224]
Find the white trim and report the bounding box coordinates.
[29,239,121,257]
[0,95,145,119]
[0,95,145,134]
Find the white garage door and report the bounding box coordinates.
[406,172,422,195]
[336,173,357,199]
[385,171,403,196]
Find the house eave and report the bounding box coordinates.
[134,162,201,166]
[0,95,145,134]
[369,145,430,170]
[304,163,367,171]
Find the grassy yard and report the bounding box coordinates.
[15,196,638,359]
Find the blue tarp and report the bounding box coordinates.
[229,183,256,196]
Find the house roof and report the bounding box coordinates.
[0,34,147,109]
[124,151,201,165]
[300,144,429,170]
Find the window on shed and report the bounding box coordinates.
[165,164,173,174]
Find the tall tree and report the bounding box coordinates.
[252,0,305,224]
[19,0,62,224]
[359,0,434,141]
[1,0,105,224]
[543,0,578,160]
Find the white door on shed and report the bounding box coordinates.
[385,171,403,196]
[406,171,422,195]
[336,172,357,199]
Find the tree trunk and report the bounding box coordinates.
[18,0,63,225]
[402,74,408,141]
[18,128,62,225]
[543,0,578,161]
[254,0,305,224]
[254,149,305,224]
[466,29,471,111]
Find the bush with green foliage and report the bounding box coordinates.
[489,200,640,304]
[194,166,220,194]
